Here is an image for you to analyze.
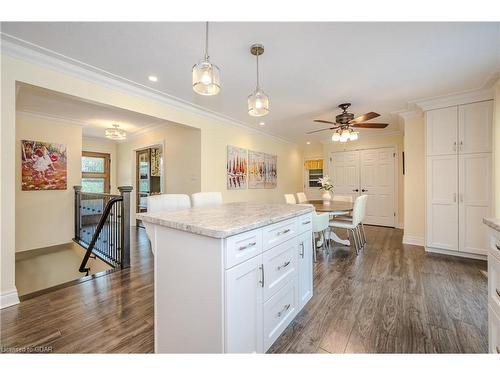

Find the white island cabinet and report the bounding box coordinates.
[138,202,314,353]
[484,218,500,354]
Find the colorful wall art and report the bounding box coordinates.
[227,145,248,190]
[21,140,67,191]
[248,150,277,189]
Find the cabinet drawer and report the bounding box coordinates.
[263,237,298,301]
[263,218,297,250]
[488,253,500,316]
[297,214,313,234]
[490,231,500,261]
[263,277,299,351]
[225,228,263,269]
[489,305,500,354]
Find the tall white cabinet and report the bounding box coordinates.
[425,100,493,257]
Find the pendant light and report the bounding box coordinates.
[248,44,269,117]
[105,124,126,140]
[192,22,221,96]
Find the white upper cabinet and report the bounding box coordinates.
[458,101,493,154]
[426,106,458,156]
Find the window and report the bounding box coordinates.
[81,151,110,193]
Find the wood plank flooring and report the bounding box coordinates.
[0,226,488,353]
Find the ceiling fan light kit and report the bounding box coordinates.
[248,43,270,117]
[192,22,221,96]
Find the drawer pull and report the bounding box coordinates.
[277,229,291,236]
[277,303,291,318]
[259,264,264,288]
[302,220,311,225]
[497,346,500,354]
[496,244,500,251]
[299,242,305,258]
[496,288,500,298]
[277,260,291,271]
[238,242,257,251]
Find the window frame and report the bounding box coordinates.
[81,151,111,193]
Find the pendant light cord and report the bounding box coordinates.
[256,53,260,89]
[204,21,209,60]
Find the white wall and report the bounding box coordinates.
[15,113,82,252]
[82,136,118,194]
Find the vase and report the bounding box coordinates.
[322,191,332,205]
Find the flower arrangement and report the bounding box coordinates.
[318,176,334,192]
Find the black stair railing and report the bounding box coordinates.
[74,186,132,274]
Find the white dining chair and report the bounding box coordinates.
[312,211,330,261]
[328,195,368,255]
[146,194,191,255]
[284,194,296,204]
[191,192,223,208]
[296,192,308,204]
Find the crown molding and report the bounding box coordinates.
[393,108,424,120]
[409,87,494,112]
[1,33,294,145]
[16,109,87,127]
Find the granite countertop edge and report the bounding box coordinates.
[483,217,500,232]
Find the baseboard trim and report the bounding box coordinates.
[402,235,425,246]
[425,246,487,261]
[1,289,20,309]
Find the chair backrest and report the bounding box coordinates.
[296,192,308,204]
[191,192,223,208]
[312,211,330,232]
[147,194,191,213]
[284,194,296,204]
[352,195,368,225]
[332,194,353,203]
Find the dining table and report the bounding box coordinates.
[305,199,354,246]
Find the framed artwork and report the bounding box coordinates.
[248,150,277,189]
[21,140,67,191]
[227,145,248,190]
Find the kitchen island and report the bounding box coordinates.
[138,202,314,353]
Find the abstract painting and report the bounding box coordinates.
[21,140,67,191]
[227,145,248,190]
[248,150,277,189]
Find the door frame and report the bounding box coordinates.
[327,144,400,228]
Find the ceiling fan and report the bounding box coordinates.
[307,103,388,142]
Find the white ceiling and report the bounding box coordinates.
[4,22,500,144]
[16,83,168,139]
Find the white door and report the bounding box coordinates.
[360,148,396,227]
[329,151,360,201]
[297,231,313,309]
[225,255,263,353]
[426,155,459,251]
[426,106,458,156]
[458,101,493,154]
[459,153,492,255]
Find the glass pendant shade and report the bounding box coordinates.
[105,124,126,140]
[332,131,341,142]
[192,59,221,96]
[248,88,270,117]
[349,131,359,141]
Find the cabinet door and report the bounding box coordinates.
[225,255,263,353]
[426,155,458,251]
[297,231,313,310]
[262,238,298,301]
[459,153,492,255]
[426,106,458,156]
[458,101,493,154]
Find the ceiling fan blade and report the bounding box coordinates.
[349,112,380,124]
[350,123,388,129]
[306,127,338,134]
[314,119,337,125]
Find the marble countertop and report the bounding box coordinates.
[483,217,500,232]
[137,202,314,239]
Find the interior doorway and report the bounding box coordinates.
[136,146,163,227]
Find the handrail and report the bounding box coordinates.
[79,196,123,273]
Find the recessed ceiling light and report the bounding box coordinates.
[259,122,265,126]
[306,141,311,145]
[148,75,158,82]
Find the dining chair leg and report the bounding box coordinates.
[312,233,317,262]
[350,228,359,255]
[321,230,329,255]
[361,223,367,245]
[356,226,364,251]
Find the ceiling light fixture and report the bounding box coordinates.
[192,22,221,96]
[331,127,360,143]
[306,141,311,145]
[148,75,158,82]
[105,124,126,141]
[259,122,265,126]
[248,44,269,117]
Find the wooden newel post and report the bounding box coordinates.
[74,185,82,241]
[118,186,133,269]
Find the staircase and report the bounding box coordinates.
[73,185,132,275]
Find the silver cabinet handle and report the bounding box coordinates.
[259,264,264,288]
[277,303,291,318]
[277,228,291,236]
[496,288,500,298]
[497,346,500,354]
[302,220,311,225]
[495,244,500,251]
[299,242,305,258]
[453,193,457,203]
[459,193,464,203]
[277,260,291,271]
[453,141,457,151]
[460,141,463,151]
[238,241,257,251]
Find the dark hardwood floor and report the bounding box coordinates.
[0,226,488,353]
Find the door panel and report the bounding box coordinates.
[329,151,360,201]
[426,106,458,156]
[458,101,493,154]
[459,153,492,255]
[426,155,458,251]
[360,148,395,227]
[297,231,313,309]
